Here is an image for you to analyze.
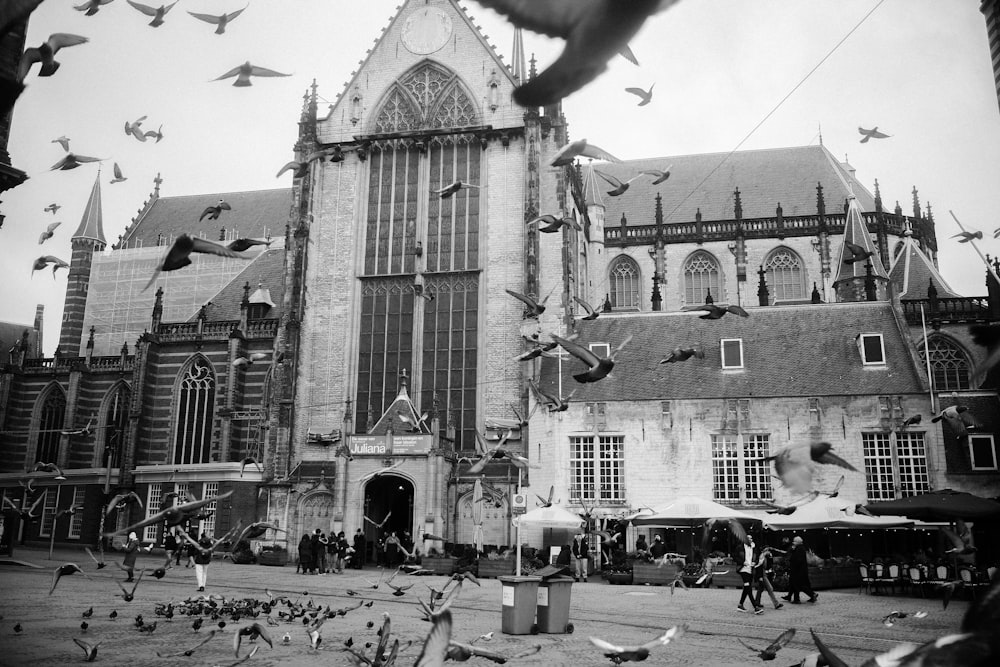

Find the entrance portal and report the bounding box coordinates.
[363,475,414,566]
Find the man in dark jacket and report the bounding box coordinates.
[571,534,589,582]
[783,536,818,604]
[353,529,366,569]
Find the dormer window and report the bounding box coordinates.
[858,333,885,366]
[721,338,743,369]
[589,343,610,358]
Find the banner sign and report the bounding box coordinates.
[348,434,433,456]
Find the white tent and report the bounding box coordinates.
[757,496,914,530]
[516,505,586,528]
[631,496,759,527]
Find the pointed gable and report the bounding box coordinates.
[834,196,888,284]
[582,164,605,208]
[72,174,106,245]
[889,234,961,299]
[368,381,427,435]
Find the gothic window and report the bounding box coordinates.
[427,138,480,272]
[373,62,479,134]
[35,386,66,464]
[608,255,640,310]
[373,88,420,134]
[102,384,130,468]
[401,63,451,116]
[920,336,971,390]
[356,278,415,431]
[683,251,721,305]
[173,357,215,465]
[430,84,477,129]
[763,247,805,302]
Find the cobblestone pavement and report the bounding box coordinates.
[0,546,970,666]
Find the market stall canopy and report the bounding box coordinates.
[865,489,1000,522]
[751,496,913,530]
[632,496,759,527]
[516,505,586,528]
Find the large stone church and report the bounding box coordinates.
[2,0,997,561]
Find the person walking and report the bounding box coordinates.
[163,529,178,569]
[193,532,213,591]
[737,534,764,614]
[649,535,666,561]
[571,533,589,582]
[296,534,312,574]
[384,531,401,567]
[783,536,818,604]
[185,529,198,568]
[353,529,366,569]
[122,531,143,582]
[753,545,785,610]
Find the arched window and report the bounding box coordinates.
[102,384,130,468]
[174,358,216,465]
[920,336,971,391]
[609,256,640,310]
[35,387,66,464]
[683,251,721,305]
[763,247,805,302]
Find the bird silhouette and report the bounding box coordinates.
[942,520,976,555]
[200,200,232,221]
[50,153,103,171]
[234,522,285,545]
[3,493,45,521]
[105,490,233,536]
[951,230,983,243]
[232,353,268,367]
[931,405,980,442]
[74,0,113,16]
[700,518,749,555]
[363,512,393,530]
[143,124,164,142]
[858,126,891,143]
[73,638,101,662]
[550,138,620,167]
[574,296,600,321]
[38,221,61,244]
[505,289,547,317]
[843,241,875,264]
[110,162,127,183]
[527,213,581,233]
[969,323,1000,386]
[433,180,480,199]
[625,83,654,105]
[764,442,857,494]
[901,414,922,428]
[227,238,272,252]
[528,378,575,412]
[398,411,430,432]
[105,491,143,517]
[551,334,632,383]
[18,33,89,81]
[535,485,556,508]
[143,234,249,291]
[214,61,291,86]
[589,624,687,663]
[737,628,796,661]
[595,169,642,196]
[50,563,91,595]
[32,461,65,477]
[475,0,682,107]
[44,203,61,214]
[239,457,261,477]
[640,165,672,184]
[188,5,248,34]
[659,345,704,364]
[31,255,69,277]
[124,116,147,142]
[126,1,178,27]
[682,302,749,319]
[233,622,272,657]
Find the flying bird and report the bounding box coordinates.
[19,33,89,81]
[126,1,179,27]
[74,0,114,16]
[505,288,547,317]
[232,353,268,367]
[473,0,683,107]
[659,345,704,364]
[3,493,45,522]
[143,234,249,291]
[105,491,143,517]
[574,296,599,321]
[233,623,272,657]
[969,323,1000,386]
[589,624,687,664]
[125,116,148,141]
[527,214,581,233]
[843,241,875,265]
[433,180,480,199]
[942,520,976,556]
[763,442,857,494]
[214,61,291,86]
[625,83,654,105]
[415,608,451,666]
[901,414,922,428]
[595,169,642,197]
[737,628,796,661]
[931,405,980,442]
[83,547,108,570]
[73,638,101,662]
[44,203,61,214]
[227,238,272,252]
[398,410,430,432]
[363,512,392,530]
[200,200,232,221]
[50,563,91,595]
[551,334,632,383]
[38,221,61,244]
[535,485,556,508]
[104,490,234,536]
[239,457,261,477]
[188,5,248,34]
[51,136,70,152]
[50,153,103,171]
[640,165,672,184]
[951,230,983,243]
[32,255,69,277]
[858,126,891,143]
[110,162,127,183]
[701,517,748,555]
[32,461,65,478]
[550,138,620,167]
[143,125,164,142]
[528,378,575,413]
[682,302,750,319]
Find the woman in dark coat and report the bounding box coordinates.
[353,529,366,569]
[784,536,818,604]
[297,534,312,574]
[122,531,142,582]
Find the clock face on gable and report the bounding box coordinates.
[401,7,454,55]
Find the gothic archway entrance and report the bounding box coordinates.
[363,475,414,565]
[297,490,336,541]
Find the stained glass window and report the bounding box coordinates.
[763,247,805,302]
[609,256,639,309]
[174,358,215,465]
[683,251,721,305]
[920,336,971,390]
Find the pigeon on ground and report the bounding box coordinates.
[117,571,144,601]
[214,61,291,86]
[143,234,248,291]
[126,1,179,27]
[233,623,272,657]
[19,33,89,80]
[737,628,796,661]
[433,180,479,199]
[882,610,928,627]
[38,221,61,244]
[625,83,654,106]
[472,0,682,107]
[110,162,127,183]
[858,126,891,143]
[188,5,248,34]
[32,255,69,277]
[589,624,687,663]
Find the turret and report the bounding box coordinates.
[59,173,106,355]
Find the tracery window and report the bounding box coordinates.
[173,358,215,465]
[683,251,721,305]
[102,384,130,468]
[608,256,640,309]
[763,247,805,302]
[373,62,479,133]
[35,387,66,464]
[919,336,971,390]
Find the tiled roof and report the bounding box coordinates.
[0,322,38,358]
[592,144,875,225]
[72,174,105,244]
[122,188,291,248]
[833,197,889,284]
[187,248,285,322]
[537,302,926,401]
[889,235,961,298]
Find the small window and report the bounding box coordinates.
[808,398,820,418]
[660,401,672,427]
[721,339,743,369]
[969,435,998,471]
[878,396,891,420]
[589,343,610,358]
[858,333,885,365]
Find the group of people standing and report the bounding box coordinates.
[297,528,367,574]
[737,534,817,614]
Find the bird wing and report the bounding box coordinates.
[471,0,592,40]
[577,141,620,163]
[625,87,649,98]
[809,629,852,667]
[127,1,158,17]
[594,169,624,188]
[618,44,639,65]
[766,628,796,652]
[726,305,750,317]
[189,236,248,259]
[248,65,291,78]
[213,65,244,81]
[737,637,761,653]
[48,33,89,52]
[940,527,966,552]
[226,6,248,21]
[106,509,167,536]
[415,608,451,667]
[113,162,124,178]
[448,641,508,664]
[187,10,223,24]
[504,288,539,310]
[727,519,749,545]
[550,334,600,367]
[589,637,627,654]
[45,221,61,234]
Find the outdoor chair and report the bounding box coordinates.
[959,567,986,601]
[858,564,877,595]
[907,566,926,598]
[880,563,902,595]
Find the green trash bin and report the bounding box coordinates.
[499,575,541,635]
[536,575,574,633]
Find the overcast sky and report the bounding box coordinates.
[2,0,998,354]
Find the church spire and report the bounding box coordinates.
[512,28,526,83]
[72,173,106,245]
